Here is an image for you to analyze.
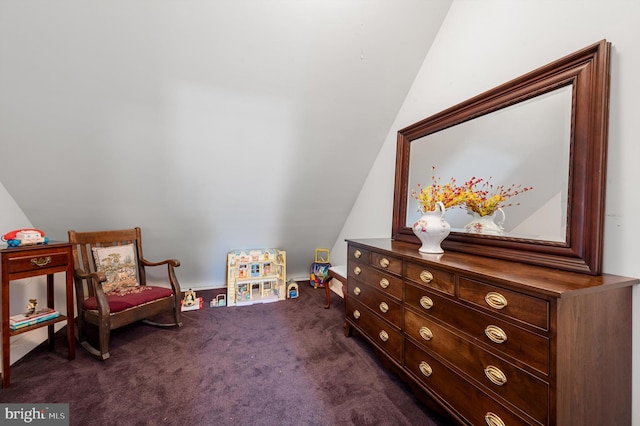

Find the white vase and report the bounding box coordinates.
[464,208,505,236]
[412,201,450,254]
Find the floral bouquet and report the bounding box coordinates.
[412,168,533,217]
[411,167,468,213]
[461,176,533,217]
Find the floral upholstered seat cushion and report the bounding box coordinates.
[82,285,174,313]
[92,244,140,293]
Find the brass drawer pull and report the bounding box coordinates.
[353,266,362,276]
[484,412,506,426]
[352,310,361,320]
[354,249,362,259]
[419,270,433,283]
[484,365,507,386]
[419,361,432,377]
[379,278,390,289]
[30,257,52,267]
[353,286,361,296]
[379,258,390,268]
[419,326,433,341]
[379,330,389,342]
[419,296,433,310]
[485,291,508,309]
[379,302,389,313]
[485,325,507,344]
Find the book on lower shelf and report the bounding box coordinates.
[10,308,61,330]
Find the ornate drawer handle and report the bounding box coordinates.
[484,412,506,426]
[379,302,389,313]
[30,257,52,267]
[419,296,433,310]
[354,249,362,259]
[485,325,507,344]
[419,361,432,377]
[419,326,433,341]
[379,258,390,268]
[379,330,389,342]
[353,266,362,275]
[485,291,508,309]
[353,286,361,296]
[419,270,433,283]
[352,310,361,320]
[484,365,507,386]
[379,278,390,289]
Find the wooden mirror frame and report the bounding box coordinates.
[392,40,611,275]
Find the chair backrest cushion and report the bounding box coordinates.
[92,244,140,293]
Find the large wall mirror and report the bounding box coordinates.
[392,40,611,275]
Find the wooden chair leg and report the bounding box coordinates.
[98,318,110,361]
[324,277,332,309]
[173,304,182,327]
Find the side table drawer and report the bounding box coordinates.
[5,249,70,274]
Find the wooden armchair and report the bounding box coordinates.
[68,227,182,360]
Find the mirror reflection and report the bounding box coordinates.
[406,85,572,242]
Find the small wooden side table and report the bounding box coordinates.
[324,265,346,309]
[1,242,75,388]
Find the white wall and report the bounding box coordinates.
[0,0,452,290]
[332,0,640,422]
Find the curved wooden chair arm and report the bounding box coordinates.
[139,258,180,268]
[75,268,107,283]
[139,258,182,295]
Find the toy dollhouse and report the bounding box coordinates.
[226,248,286,306]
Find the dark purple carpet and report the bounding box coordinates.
[1,284,454,426]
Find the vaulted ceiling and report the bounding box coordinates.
[0,1,452,286]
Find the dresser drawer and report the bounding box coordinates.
[349,279,403,328]
[370,251,402,275]
[405,283,549,374]
[5,247,70,275]
[459,277,549,331]
[349,245,370,263]
[405,310,548,424]
[347,259,368,281]
[346,298,403,363]
[405,261,455,296]
[405,339,536,425]
[347,265,402,300]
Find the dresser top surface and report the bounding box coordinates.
[347,238,639,298]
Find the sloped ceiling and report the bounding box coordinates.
[0,1,451,287]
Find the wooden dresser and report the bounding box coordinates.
[344,238,637,426]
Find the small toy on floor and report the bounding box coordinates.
[181,289,203,311]
[210,294,227,307]
[286,279,299,298]
[310,248,331,288]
